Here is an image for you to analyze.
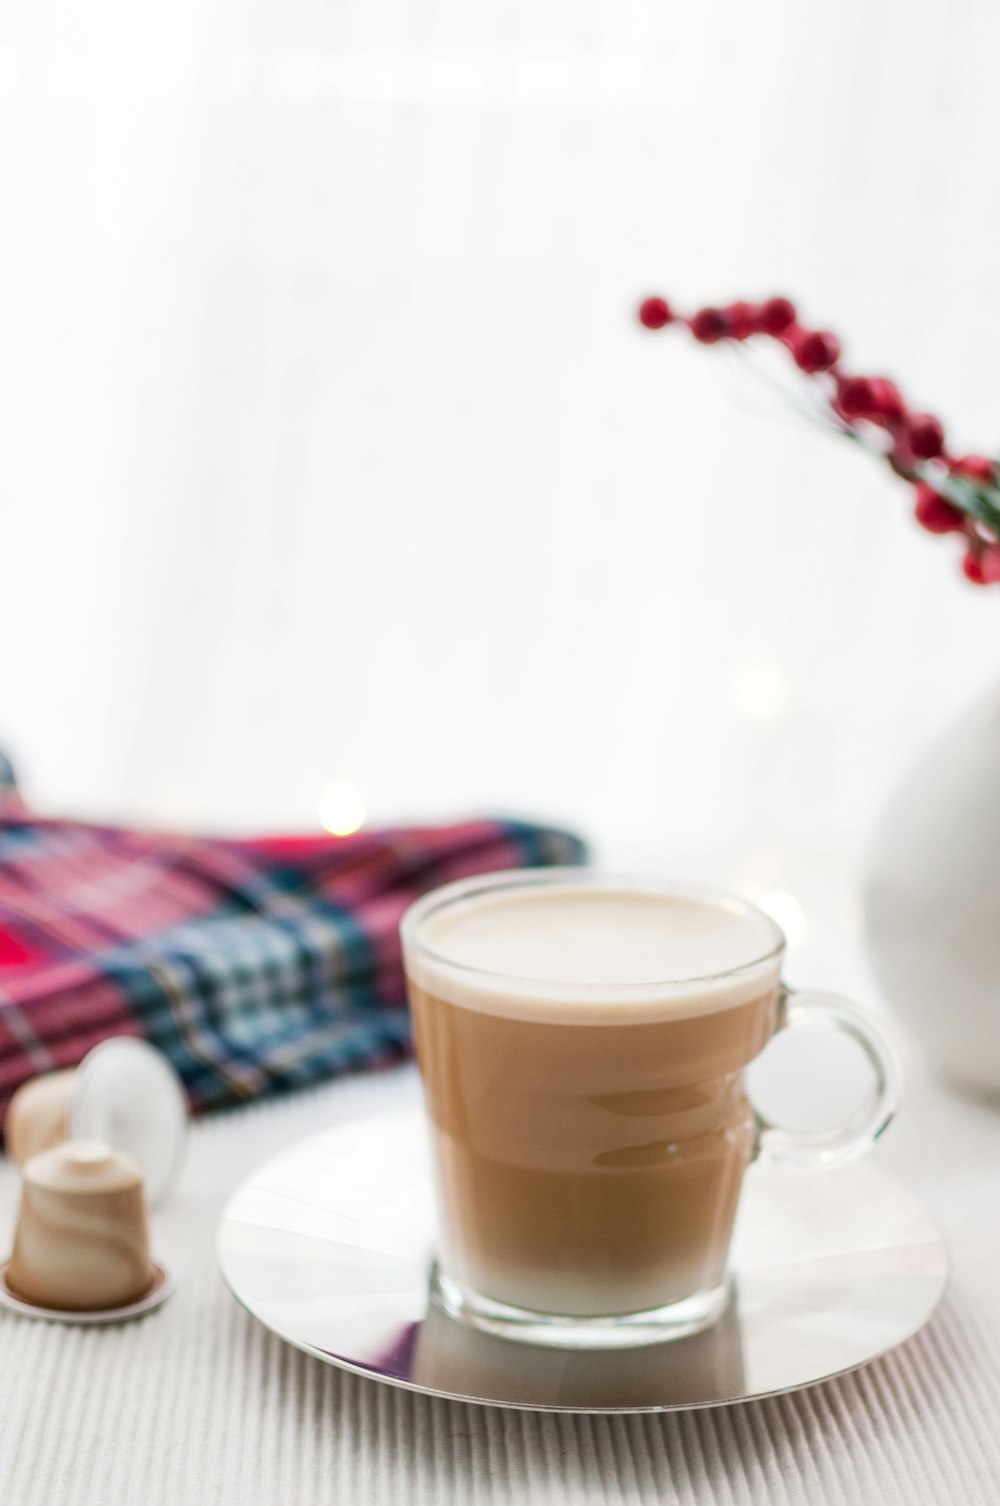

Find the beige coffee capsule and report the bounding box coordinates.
[7,1139,155,1312]
[5,1070,76,1168]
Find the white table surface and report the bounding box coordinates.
[2,1041,999,1506]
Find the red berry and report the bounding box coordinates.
[963,549,987,584]
[906,413,945,460]
[638,296,672,330]
[840,375,905,426]
[955,454,996,484]
[724,302,757,340]
[914,483,964,535]
[690,307,730,343]
[792,329,841,373]
[837,376,878,419]
[867,378,905,424]
[757,297,797,335]
[981,545,1000,584]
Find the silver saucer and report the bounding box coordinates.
[216,1109,947,1414]
[0,1260,173,1325]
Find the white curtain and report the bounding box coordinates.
[2,0,997,895]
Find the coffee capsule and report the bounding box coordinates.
[4,1069,76,1168]
[4,1039,187,1206]
[6,1140,155,1312]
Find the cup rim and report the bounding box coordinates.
[400,868,786,993]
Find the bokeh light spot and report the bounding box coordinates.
[732,658,792,724]
[758,889,807,947]
[319,780,366,837]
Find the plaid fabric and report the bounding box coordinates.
[0,764,585,1128]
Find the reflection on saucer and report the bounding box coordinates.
[409,1286,746,1410]
[218,1110,949,1412]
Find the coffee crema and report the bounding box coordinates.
[406,883,783,1317]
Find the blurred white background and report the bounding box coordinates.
[2,0,998,918]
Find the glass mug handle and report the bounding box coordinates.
[754,988,902,1170]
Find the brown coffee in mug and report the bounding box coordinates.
[402,871,899,1348]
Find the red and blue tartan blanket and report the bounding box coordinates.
[0,755,584,1127]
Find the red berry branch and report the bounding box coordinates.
[637,295,1000,586]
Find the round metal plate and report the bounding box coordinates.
[216,1110,947,1413]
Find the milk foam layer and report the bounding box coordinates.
[407,882,784,1023]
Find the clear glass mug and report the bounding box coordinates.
[401,870,901,1349]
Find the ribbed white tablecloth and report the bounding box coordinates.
[2,1050,999,1506]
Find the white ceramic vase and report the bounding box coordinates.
[864,682,1000,1094]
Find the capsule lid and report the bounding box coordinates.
[69,1040,188,1206]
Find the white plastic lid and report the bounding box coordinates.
[69,1039,188,1206]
